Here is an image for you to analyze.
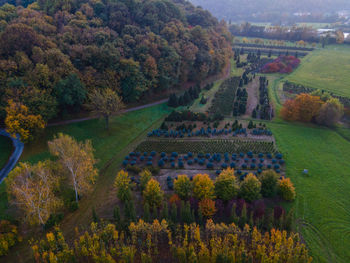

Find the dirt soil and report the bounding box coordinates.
[244,77,260,117]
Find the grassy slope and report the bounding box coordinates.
[0,135,12,169]
[285,45,350,98]
[268,121,350,263]
[268,69,350,262]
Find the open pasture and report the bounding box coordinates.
[285,46,350,98]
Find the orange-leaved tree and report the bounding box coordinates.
[281,93,323,122]
[5,99,45,142]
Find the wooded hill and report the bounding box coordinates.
[0,0,232,121]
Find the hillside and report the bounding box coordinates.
[0,0,232,121]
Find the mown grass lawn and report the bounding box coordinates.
[285,45,350,98]
[0,135,12,169]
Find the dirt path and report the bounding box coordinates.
[244,77,259,117]
[48,61,232,127]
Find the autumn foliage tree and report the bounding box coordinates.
[192,174,215,200]
[5,99,45,142]
[86,88,125,129]
[214,168,239,201]
[278,178,296,201]
[48,133,98,204]
[281,93,324,122]
[143,179,164,208]
[198,199,217,218]
[114,170,132,202]
[316,98,344,127]
[174,174,192,200]
[6,161,62,226]
[239,173,261,202]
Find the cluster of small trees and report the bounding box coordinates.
[31,219,312,263]
[5,134,98,226]
[167,85,201,107]
[281,93,344,126]
[261,55,300,74]
[252,76,273,120]
[209,76,240,116]
[172,169,295,209]
[233,87,248,116]
[165,110,209,122]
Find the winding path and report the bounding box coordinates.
[0,129,24,183]
[48,99,169,127]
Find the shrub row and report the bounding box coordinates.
[135,139,276,154]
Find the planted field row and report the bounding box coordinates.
[209,76,240,116]
[236,47,308,57]
[234,43,314,51]
[135,139,276,154]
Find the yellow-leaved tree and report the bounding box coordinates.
[143,179,163,208]
[6,161,62,226]
[5,99,45,142]
[48,133,98,204]
[192,174,215,200]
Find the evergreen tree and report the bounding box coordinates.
[268,49,272,57]
[239,78,243,87]
[252,109,257,118]
[125,199,136,223]
[113,205,120,223]
[168,94,178,107]
[230,203,239,225]
[171,203,178,223]
[143,203,151,222]
[198,209,203,225]
[152,204,158,221]
[178,96,184,106]
[161,202,169,220]
[183,91,191,105]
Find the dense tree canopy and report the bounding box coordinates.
[0,0,232,121]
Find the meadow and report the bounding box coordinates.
[268,67,350,262]
[268,121,350,263]
[285,45,350,98]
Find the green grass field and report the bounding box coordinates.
[285,45,350,98]
[268,73,350,262]
[268,121,350,263]
[0,135,12,169]
[20,104,169,166]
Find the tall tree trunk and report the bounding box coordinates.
[73,180,79,204]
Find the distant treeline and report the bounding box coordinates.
[234,43,314,52]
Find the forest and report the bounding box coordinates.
[0,0,232,122]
